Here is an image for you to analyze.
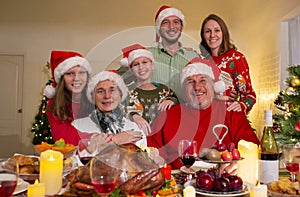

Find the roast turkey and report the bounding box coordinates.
[64,143,165,196]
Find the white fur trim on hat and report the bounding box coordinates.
[120,49,155,67]
[43,84,56,98]
[87,71,128,103]
[54,56,92,83]
[128,49,154,66]
[155,7,185,36]
[181,63,225,93]
[119,57,129,67]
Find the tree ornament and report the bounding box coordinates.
[291,77,300,87]
[286,87,296,96]
[295,121,300,132]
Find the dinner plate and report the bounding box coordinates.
[180,161,217,174]
[13,178,29,195]
[195,185,249,197]
[199,157,244,164]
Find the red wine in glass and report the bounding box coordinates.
[284,162,299,174]
[0,180,17,197]
[79,156,93,165]
[92,180,117,196]
[180,155,196,168]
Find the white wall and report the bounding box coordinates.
[1,0,300,153]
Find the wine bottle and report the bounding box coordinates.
[258,110,279,184]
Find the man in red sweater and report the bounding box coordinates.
[147,57,260,174]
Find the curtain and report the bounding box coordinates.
[288,15,300,65]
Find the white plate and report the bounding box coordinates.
[195,185,249,197]
[180,161,217,173]
[13,179,29,195]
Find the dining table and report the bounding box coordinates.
[11,156,289,197]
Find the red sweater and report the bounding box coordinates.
[212,49,256,114]
[46,99,91,145]
[147,100,260,169]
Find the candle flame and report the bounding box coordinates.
[49,154,55,161]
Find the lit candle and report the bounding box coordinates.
[183,186,196,197]
[238,140,258,185]
[39,150,63,195]
[161,164,172,180]
[250,183,268,197]
[27,179,45,197]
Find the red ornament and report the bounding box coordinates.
[295,121,300,132]
[161,164,172,180]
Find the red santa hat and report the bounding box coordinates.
[154,5,185,43]
[87,70,128,103]
[181,57,225,93]
[119,44,155,67]
[44,50,92,98]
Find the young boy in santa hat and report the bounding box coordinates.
[120,43,178,136]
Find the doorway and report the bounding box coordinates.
[0,55,23,158]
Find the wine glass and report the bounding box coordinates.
[0,159,19,197]
[90,156,118,197]
[282,144,300,182]
[78,138,96,165]
[178,140,198,173]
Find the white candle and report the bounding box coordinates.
[27,179,45,197]
[238,140,258,185]
[183,186,196,197]
[250,184,268,197]
[39,150,63,195]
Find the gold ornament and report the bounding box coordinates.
[291,77,300,87]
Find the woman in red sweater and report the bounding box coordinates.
[199,14,256,114]
[45,50,95,145]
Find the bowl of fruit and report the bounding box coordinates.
[34,138,76,158]
[195,168,248,196]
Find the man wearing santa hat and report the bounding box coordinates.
[118,5,201,102]
[147,57,260,173]
[148,5,201,101]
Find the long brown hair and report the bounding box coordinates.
[199,14,236,57]
[48,76,93,121]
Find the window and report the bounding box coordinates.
[280,14,300,90]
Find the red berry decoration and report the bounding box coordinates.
[295,121,300,132]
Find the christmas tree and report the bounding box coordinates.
[31,63,54,145]
[273,65,300,146]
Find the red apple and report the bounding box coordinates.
[228,175,243,191]
[221,151,233,161]
[213,177,231,192]
[196,172,214,191]
[232,148,241,160]
[226,142,235,152]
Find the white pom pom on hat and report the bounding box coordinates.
[119,44,155,67]
[43,50,92,98]
[181,57,226,93]
[154,5,185,43]
[87,70,128,103]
